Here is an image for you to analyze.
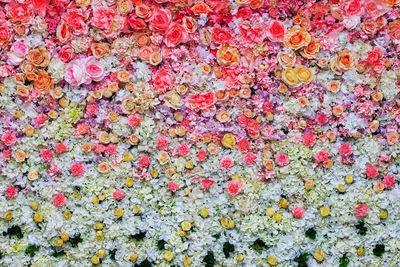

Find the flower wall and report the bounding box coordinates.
[1,0,400,266]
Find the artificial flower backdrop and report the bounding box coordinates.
[1,0,400,266]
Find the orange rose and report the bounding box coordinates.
[26,47,50,68]
[388,19,400,41]
[91,43,110,58]
[135,33,150,47]
[300,37,320,59]
[216,110,231,123]
[283,26,311,50]
[216,46,240,66]
[387,132,399,145]
[295,66,314,84]
[384,0,400,6]
[191,2,210,15]
[33,70,53,93]
[330,49,357,74]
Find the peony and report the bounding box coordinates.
[382,175,396,189]
[91,7,116,31]
[40,149,53,162]
[177,143,191,157]
[227,180,242,196]
[339,144,353,157]
[128,113,141,128]
[139,155,150,168]
[220,157,234,169]
[303,133,316,147]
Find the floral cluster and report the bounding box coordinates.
[1,0,400,266]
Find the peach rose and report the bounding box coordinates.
[191,1,211,15]
[300,37,320,59]
[216,46,240,66]
[33,70,53,93]
[91,43,110,58]
[388,19,400,42]
[283,25,311,50]
[384,0,400,6]
[277,50,296,68]
[330,49,357,74]
[26,47,50,68]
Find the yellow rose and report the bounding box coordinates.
[295,65,313,84]
[221,133,236,149]
[281,68,299,87]
[164,91,183,109]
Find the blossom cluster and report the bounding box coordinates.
[1,0,400,266]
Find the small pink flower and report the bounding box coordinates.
[339,144,353,157]
[382,175,396,189]
[168,180,179,192]
[275,152,290,167]
[315,149,330,163]
[315,114,328,125]
[243,152,257,166]
[355,204,369,217]
[139,155,150,168]
[71,163,85,177]
[2,149,12,160]
[292,206,305,218]
[85,56,105,82]
[302,133,316,148]
[40,149,53,162]
[105,144,117,156]
[220,157,233,169]
[93,143,105,154]
[55,143,68,154]
[5,186,18,198]
[196,149,207,161]
[227,180,242,196]
[1,131,17,146]
[34,114,48,127]
[157,135,169,150]
[200,178,213,191]
[366,165,379,178]
[113,189,125,200]
[75,123,89,137]
[86,103,98,117]
[53,193,66,207]
[237,138,250,152]
[177,143,191,157]
[128,113,141,128]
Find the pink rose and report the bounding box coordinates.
[164,22,188,47]
[227,180,243,196]
[1,131,17,146]
[168,181,179,192]
[12,41,28,57]
[85,56,105,82]
[211,26,232,45]
[53,193,66,207]
[65,58,89,86]
[355,204,369,217]
[150,8,172,34]
[292,206,305,218]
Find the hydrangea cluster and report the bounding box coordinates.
[1,0,400,266]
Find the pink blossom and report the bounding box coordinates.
[227,180,242,196]
[355,204,369,217]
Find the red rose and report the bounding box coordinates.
[303,133,316,148]
[164,22,188,47]
[211,27,232,45]
[128,17,147,31]
[355,204,369,217]
[113,189,126,200]
[266,19,285,42]
[292,206,305,218]
[227,180,242,196]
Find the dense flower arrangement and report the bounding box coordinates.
[1,0,400,266]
